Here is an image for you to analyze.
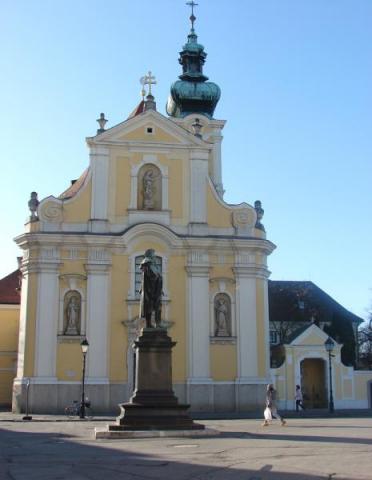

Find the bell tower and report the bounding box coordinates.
[166,1,221,118]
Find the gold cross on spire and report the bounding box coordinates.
[140,71,157,97]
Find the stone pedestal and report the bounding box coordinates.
[109,328,204,431]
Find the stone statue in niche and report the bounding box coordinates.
[138,164,162,210]
[214,294,231,337]
[64,291,81,335]
[143,169,155,209]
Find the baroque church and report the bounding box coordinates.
[2,7,371,414]
[12,10,274,413]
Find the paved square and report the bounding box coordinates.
[0,414,371,479]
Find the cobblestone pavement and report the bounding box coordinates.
[0,414,372,479]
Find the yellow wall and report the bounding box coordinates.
[206,185,231,228]
[0,306,19,405]
[167,255,187,382]
[62,178,92,223]
[56,341,84,381]
[118,125,182,144]
[210,344,237,380]
[168,158,184,220]
[110,255,129,381]
[113,156,131,219]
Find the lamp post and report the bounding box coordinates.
[80,338,89,419]
[324,336,335,413]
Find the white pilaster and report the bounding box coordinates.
[263,278,271,377]
[90,146,110,220]
[85,248,111,382]
[16,269,30,378]
[186,260,211,381]
[34,250,61,380]
[234,267,258,381]
[211,129,224,198]
[189,149,209,223]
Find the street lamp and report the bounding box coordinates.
[324,336,335,413]
[80,338,89,419]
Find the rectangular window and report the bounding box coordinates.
[135,255,162,299]
[270,330,279,345]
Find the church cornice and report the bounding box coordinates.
[86,141,213,154]
[14,226,276,257]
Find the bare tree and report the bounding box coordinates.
[358,309,372,369]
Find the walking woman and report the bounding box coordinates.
[262,384,286,426]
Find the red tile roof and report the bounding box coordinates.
[0,270,21,305]
[59,168,90,200]
[127,100,145,119]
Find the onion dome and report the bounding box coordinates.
[166,4,221,119]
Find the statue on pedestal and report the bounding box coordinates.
[139,249,163,328]
[254,200,265,231]
[28,191,39,221]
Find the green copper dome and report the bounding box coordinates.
[166,22,221,119]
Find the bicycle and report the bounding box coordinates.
[64,399,93,419]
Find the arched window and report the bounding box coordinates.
[137,164,162,210]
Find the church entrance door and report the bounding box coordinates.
[300,358,327,408]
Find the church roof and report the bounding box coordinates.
[127,100,146,119]
[59,168,90,200]
[0,270,21,305]
[268,280,363,326]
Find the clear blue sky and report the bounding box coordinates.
[1,0,371,320]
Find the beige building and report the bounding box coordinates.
[272,323,372,410]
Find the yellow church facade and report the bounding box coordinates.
[13,104,276,413]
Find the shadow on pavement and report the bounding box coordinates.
[0,426,356,480]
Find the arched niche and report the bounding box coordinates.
[137,163,162,211]
[214,292,232,337]
[63,290,82,335]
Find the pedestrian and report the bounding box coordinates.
[262,384,286,426]
[295,384,305,412]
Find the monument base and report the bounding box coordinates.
[101,327,206,436]
[110,403,204,431]
[95,426,219,439]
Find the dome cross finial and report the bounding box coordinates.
[186,1,198,30]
